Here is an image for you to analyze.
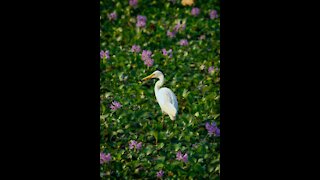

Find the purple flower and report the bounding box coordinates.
[173,22,186,32]
[173,23,180,32]
[162,48,173,58]
[191,7,200,16]
[129,0,138,7]
[100,50,105,59]
[141,50,152,61]
[176,151,188,162]
[108,12,117,21]
[208,66,215,74]
[167,30,176,38]
[168,49,173,58]
[100,152,111,164]
[205,122,220,137]
[181,23,186,31]
[131,45,141,53]
[129,140,137,149]
[136,142,142,150]
[106,153,111,161]
[110,101,122,110]
[215,128,220,136]
[144,58,154,67]
[167,22,186,39]
[182,153,188,163]
[205,122,216,135]
[179,39,188,46]
[162,48,168,56]
[209,10,218,19]
[129,140,143,150]
[140,49,154,67]
[137,20,146,27]
[136,15,147,28]
[156,170,164,178]
[137,15,147,22]
[176,151,183,160]
[100,50,110,59]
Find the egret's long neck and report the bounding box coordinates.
[154,75,164,93]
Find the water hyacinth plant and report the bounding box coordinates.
[206,122,220,137]
[100,152,111,164]
[141,50,154,67]
[100,50,109,59]
[131,45,141,53]
[191,7,200,16]
[179,39,189,46]
[176,151,188,163]
[156,170,164,178]
[209,9,219,19]
[162,48,173,58]
[109,101,122,111]
[128,140,142,150]
[100,0,220,179]
[136,15,147,28]
[208,66,215,74]
[129,0,138,8]
[167,30,176,38]
[108,12,117,21]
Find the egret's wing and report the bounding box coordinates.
[158,88,178,116]
[165,88,178,111]
[158,88,177,106]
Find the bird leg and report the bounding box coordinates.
[161,113,165,129]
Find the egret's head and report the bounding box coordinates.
[141,70,164,81]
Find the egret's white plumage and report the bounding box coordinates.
[142,70,178,120]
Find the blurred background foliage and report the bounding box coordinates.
[100,0,220,179]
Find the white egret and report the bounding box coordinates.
[141,70,178,125]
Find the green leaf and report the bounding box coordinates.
[145,146,153,156]
[101,104,106,114]
[185,135,190,142]
[100,115,108,120]
[213,113,220,119]
[116,152,122,160]
[117,129,124,134]
[215,164,220,173]
[124,124,130,129]
[150,131,158,143]
[154,163,164,170]
[174,143,181,151]
[134,168,140,174]
[157,156,165,162]
[198,158,204,163]
[127,153,132,159]
[208,166,214,173]
[157,143,164,150]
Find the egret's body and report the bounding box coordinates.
[142,70,178,121]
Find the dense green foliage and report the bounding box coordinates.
[100,0,220,179]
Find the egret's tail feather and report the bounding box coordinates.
[169,114,176,121]
[164,103,177,121]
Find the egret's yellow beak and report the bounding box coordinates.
[141,74,155,81]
